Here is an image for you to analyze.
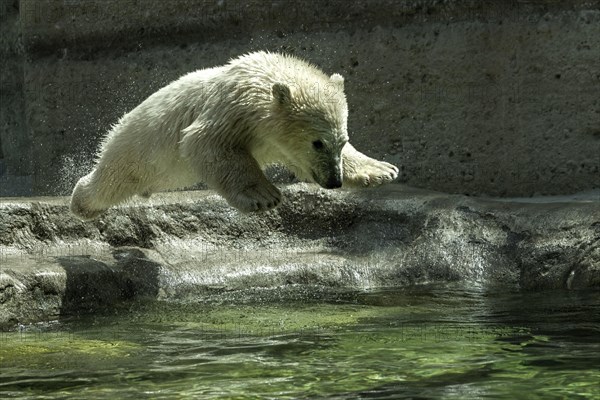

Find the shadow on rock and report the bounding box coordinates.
[57,248,161,316]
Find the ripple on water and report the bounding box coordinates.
[1,285,599,399]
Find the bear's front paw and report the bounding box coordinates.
[228,183,282,212]
[345,159,399,188]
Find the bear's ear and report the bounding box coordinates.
[272,83,292,106]
[330,73,344,89]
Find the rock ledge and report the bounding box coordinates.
[1,184,598,329]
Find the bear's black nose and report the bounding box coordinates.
[325,177,343,189]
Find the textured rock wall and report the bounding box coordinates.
[0,0,31,196]
[0,0,598,196]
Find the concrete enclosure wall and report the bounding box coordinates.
[1,0,599,196]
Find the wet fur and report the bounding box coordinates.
[70,52,398,220]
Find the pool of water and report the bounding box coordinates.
[1,284,599,399]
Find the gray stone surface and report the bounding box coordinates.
[1,0,599,196]
[1,184,598,329]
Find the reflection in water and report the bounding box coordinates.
[1,285,599,399]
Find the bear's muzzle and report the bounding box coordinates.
[324,176,343,189]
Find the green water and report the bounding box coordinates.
[1,285,599,399]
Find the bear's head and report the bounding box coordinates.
[271,73,349,189]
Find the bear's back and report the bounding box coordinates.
[227,52,331,95]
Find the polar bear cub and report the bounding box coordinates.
[71,51,398,220]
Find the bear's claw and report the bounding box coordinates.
[228,183,282,212]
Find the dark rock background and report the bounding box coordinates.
[0,0,599,196]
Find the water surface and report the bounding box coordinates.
[1,285,599,399]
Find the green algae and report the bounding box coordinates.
[0,332,140,369]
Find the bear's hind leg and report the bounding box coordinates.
[70,171,110,220]
[70,161,146,220]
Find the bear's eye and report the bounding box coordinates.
[312,140,324,150]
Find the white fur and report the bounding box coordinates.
[70,52,398,220]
